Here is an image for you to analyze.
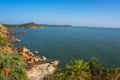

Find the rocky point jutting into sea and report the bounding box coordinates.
[0,24,59,80]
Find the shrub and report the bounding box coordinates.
[0,53,28,80]
[53,57,115,80]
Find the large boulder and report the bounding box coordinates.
[41,56,47,62]
[22,47,30,53]
[34,57,40,62]
[27,63,56,80]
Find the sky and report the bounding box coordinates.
[0,0,120,27]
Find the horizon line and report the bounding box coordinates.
[0,22,120,29]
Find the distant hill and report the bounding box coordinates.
[3,22,45,28]
[2,22,72,28]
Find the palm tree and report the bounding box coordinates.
[53,59,91,80]
[88,57,102,80]
[53,57,116,80]
[88,57,115,80]
[0,53,28,80]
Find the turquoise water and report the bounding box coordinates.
[13,27,120,67]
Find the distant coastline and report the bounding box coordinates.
[2,22,72,29]
[2,22,120,29]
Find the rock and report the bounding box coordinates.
[22,52,31,61]
[38,57,42,61]
[15,38,21,42]
[27,63,35,70]
[51,60,59,67]
[15,47,23,53]
[11,38,21,43]
[34,51,39,54]
[29,52,34,57]
[41,56,47,62]
[27,63,56,80]
[34,58,40,62]
[47,65,56,74]
[22,47,30,53]
[29,58,35,63]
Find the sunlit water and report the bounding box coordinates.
[12,26,120,67]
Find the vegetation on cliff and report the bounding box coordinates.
[0,24,28,80]
[0,53,28,80]
[53,57,120,80]
[0,24,14,53]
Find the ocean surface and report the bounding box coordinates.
[12,26,120,67]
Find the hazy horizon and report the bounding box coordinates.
[0,0,120,28]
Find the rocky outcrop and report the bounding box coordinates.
[15,47,59,80]
[27,63,56,80]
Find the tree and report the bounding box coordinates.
[88,57,101,79]
[88,57,115,80]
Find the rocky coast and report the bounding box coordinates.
[0,24,59,80]
[17,47,59,80]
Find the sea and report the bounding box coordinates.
[12,26,120,67]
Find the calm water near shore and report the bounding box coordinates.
[13,26,120,67]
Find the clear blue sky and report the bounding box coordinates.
[0,0,120,27]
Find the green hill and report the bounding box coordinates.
[3,22,44,28]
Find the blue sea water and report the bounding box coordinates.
[13,26,120,67]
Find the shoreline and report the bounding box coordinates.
[10,30,59,80]
[0,24,59,80]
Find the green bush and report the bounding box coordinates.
[53,59,91,80]
[0,53,28,80]
[53,57,115,80]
